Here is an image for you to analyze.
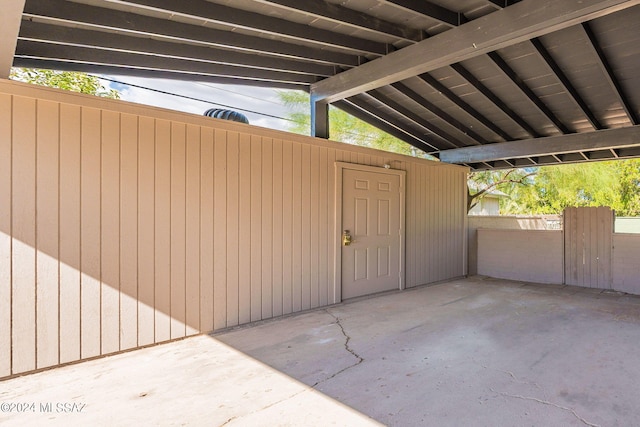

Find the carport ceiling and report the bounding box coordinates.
[12,0,640,170]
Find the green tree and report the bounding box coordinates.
[10,68,120,99]
[618,160,640,216]
[468,169,536,213]
[500,160,640,216]
[278,90,432,158]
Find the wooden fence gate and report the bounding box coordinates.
[563,207,613,288]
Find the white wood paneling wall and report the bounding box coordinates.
[0,80,467,378]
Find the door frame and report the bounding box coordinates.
[334,162,406,302]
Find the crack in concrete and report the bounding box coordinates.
[312,310,364,387]
[490,388,601,427]
[480,364,545,396]
[479,362,599,427]
[219,310,365,424]
[218,389,307,427]
[219,416,237,426]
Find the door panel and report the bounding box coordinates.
[342,168,402,299]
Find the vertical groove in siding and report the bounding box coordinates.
[261,137,273,318]
[239,133,252,323]
[410,164,416,285]
[461,171,466,275]
[310,145,319,309]
[445,170,450,278]
[445,170,451,278]
[281,140,293,315]
[226,132,240,327]
[12,96,37,374]
[423,165,429,284]
[327,148,336,303]
[417,164,424,284]
[577,208,582,284]
[36,100,60,369]
[271,139,284,317]
[318,146,328,307]
[100,110,121,355]
[451,171,457,276]
[437,168,444,281]
[58,104,81,364]
[80,107,101,359]
[458,172,462,275]
[430,166,436,282]
[292,143,302,313]
[602,207,613,288]
[213,129,227,330]
[589,208,597,287]
[154,119,171,342]
[453,172,458,275]
[421,165,428,284]
[429,166,435,282]
[442,170,448,279]
[170,123,187,339]
[119,114,139,351]
[424,165,430,283]
[595,208,602,287]
[408,162,416,288]
[310,146,326,307]
[404,162,411,287]
[0,94,12,377]
[137,116,155,346]
[199,127,215,333]
[301,144,311,310]
[409,162,415,287]
[443,170,455,277]
[185,125,201,335]
[248,134,260,323]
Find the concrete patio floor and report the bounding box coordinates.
[2,276,640,426]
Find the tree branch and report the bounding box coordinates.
[467,170,536,212]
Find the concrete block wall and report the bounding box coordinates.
[477,229,564,284]
[468,215,560,275]
[613,234,640,294]
[477,223,640,294]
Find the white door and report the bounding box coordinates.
[341,167,404,299]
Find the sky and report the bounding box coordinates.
[100,75,303,133]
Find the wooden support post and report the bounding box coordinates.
[311,96,329,139]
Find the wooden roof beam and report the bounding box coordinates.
[254,0,424,42]
[12,58,308,90]
[530,37,603,130]
[333,99,439,154]
[389,82,486,145]
[384,0,462,27]
[0,0,25,78]
[440,125,640,164]
[581,21,639,125]
[486,51,571,134]
[367,88,463,148]
[311,0,639,103]
[15,40,319,85]
[450,63,540,138]
[18,20,337,77]
[418,73,514,141]
[110,0,387,55]
[23,0,361,67]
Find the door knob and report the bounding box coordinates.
[342,230,352,246]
